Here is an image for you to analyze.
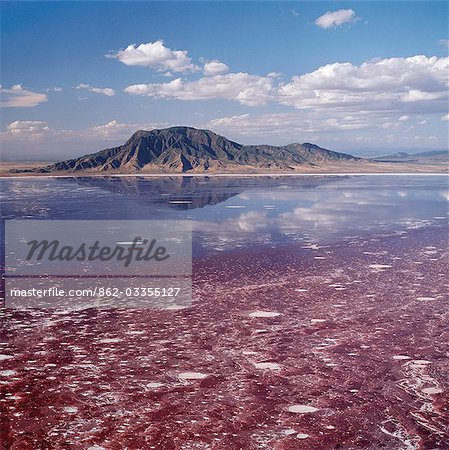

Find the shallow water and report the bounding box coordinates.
[1,175,447,253]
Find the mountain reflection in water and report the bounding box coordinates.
[1,175,447,252]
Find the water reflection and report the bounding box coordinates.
[1,175,447,252]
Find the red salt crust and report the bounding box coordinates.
[1,226,448,449]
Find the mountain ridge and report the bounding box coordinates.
[371,149,449,163]
[15,126,360,174]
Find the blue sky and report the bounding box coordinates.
[1,1,448,159]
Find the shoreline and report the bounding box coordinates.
[1,172,448,179]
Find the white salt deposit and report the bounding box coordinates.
[368,264,392,271]
[254,362,281,370]
[412,360,431,365]
[296,433,310,439]
[165,305,188,310]
[393,355,411,360]
[0,355,13,361]
[63,406,78,413]
[287,405,319,413]
[242,350,258,355]
[0,370,17,377]
[283,429,296,435]
[416,297,435,301]
[98,338,120,343]
[147,382,164,388]
[422,387,443,395]
[249,311,281,318]
[179,372,208,380]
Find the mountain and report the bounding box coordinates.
[371,150,448,162]
[15,126,359,174]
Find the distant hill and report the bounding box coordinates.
[371,150,448,162]
[12,126,359,173]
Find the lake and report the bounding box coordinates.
[1,174,448,449]
[1,174,447,249]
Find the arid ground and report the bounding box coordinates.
[0,159,447,177]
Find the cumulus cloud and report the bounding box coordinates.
[76,84,116,96]
[1,120,169,146]
[123,55,447,115]
[441,114,449,121]
[203,60,230,76]
[1,120,161,159]
[278,56,448,113]
[314,9,358,29]
[108,40,199,73]
[207,112,369,140]
[0,85,47,108]
[81,120,165,140]
[205,107,445,150]
[125,72,276,106]
[1,120,54,141]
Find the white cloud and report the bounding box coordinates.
[1,120,175,161]
[278,56,448,113]
[441,114,449,121]
[400,89,445,102]
[81,120,165,140]
[1,120,169,145]
[204,107,447,150]
[203,60,230,76]
[108,40,199,73]
[123,55,447,115]
[0,84,47,108]
[314,9,358,29]
[125,72,276,106]
[398,115,410,121]
[46,87,63,92]
[76,83,116,96]
[207,112,369,141]
[1,120,54,141]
